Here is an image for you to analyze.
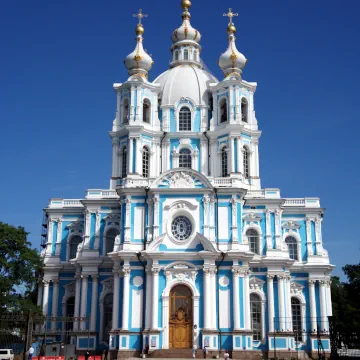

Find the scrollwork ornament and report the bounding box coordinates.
[122,267,131,276]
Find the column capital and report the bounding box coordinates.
[308,279,316,285]
[266,274,275,281]
[91,274,99,280]
[81,274,89,279]
[122,267,131,276]
[151,267,160,275]
[51,279,59,285]
[42,279,50,285]
[113,268,121,276]
[203,266,217,275]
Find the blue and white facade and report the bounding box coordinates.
[39,1,334,358]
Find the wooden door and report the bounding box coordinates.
[169,285,193,349]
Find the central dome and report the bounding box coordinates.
[153,65,218,106]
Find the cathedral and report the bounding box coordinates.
[38,1,334,358]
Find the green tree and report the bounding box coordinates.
[0,221,42,314]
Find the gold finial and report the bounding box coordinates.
[223,8,238,34]
[182,0,192,10]
[133,9,148,36]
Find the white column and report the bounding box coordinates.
[202,195,210,240]
[37,281,43,307]
[123,196,131,244]
[326,279,333,316]
[73,273,81,330]
[145,268,153,329]
[209,196,216,242]
[211,268,217,329]
[277,275,285,330]
[135,137,142,175]
[210,140,217,176]
[306,218,313,256]
[230,197,238,245]
[230,137,235,173]
[55,220,62,256]
[51,279,59,330]
[243,269,251,329]
[229,86,234,123]
[151,267,160,330]
[274,209,282,250]
[90,274,99,332]
[315,218,324,255]
[285,275,292,331]
[236,137,242,173]
[203,267,211,329]
[146,198,154,244]
[166,140,171,171]
[232,267,241,330]
[201,139,208,176]
[267,274,275,332]
[112,267,120,329]
[128,137,134,174]
[319,280,328,331]
[130,86,135,121]
[122,267,131,330]
[42,280,50,315]
[153,195,160,239]
[80,274,88,330]
[309,279,317,332]
[254,140,260,177]
[266,209,272,250]
[111,137,119,178]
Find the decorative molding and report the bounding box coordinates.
[282,220,301,230]
[243,212,262,222]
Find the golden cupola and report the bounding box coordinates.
[124,9,154,78]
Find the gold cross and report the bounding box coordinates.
[223,8,238,25]
[133,9,148,25]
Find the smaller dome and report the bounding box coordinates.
[218,31,247,77]
[124,29,153,78]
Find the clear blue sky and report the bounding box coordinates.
[0,0,359,280]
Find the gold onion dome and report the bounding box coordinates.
[124,9,154,78]
[171,0,201,44]
[218,8,247,77]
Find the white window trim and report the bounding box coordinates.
[172,142,199,171]
[142,97,152,124]
[218,96,228,125]
[290,294,306,345]
[243,224,263,257]
[174,100,196,132]
[249,289,266,343]
[99,278,114,345]
[284,232,303,263]
[217,144,230,177]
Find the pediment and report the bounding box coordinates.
[145,232,219,254]
[282,221,301,230]
[243,212,262,222]
[150,169,213,190]
[249,276,265,291]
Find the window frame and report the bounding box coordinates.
[68,235,82,260]
[104,227,119,254]
[246,228,260,255]
[221,146,229,177]
[122,98,129,124]
[241,98,248,123]
[178,107,192,131]
[285,236,299,261]
[142,146,150,178]
[179,148,192,169]
[219,98,228,123]
[142,99,151,124]
[121,146,128,178]
[250,293,262,341]
[243,146,250,178]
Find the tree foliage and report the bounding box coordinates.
[0,221,42,314]
[331,263,360,343]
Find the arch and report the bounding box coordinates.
[285,235,299,261]
[122,98,129,124]
[219,97,228,123]
[221,146,229,177]
[68,235,82,260]
[179,148,192,169]
[121,146,128,178]
[241,98,248,123]
[183,48,189,60]
[174,50,179,61]
[142,146,150,177]
[246,228,260,255]
[243,146,250,178]
[102,293,113,342]
[99,278,114,344]
[104,227,119,254]
[143,98,151,123]
[179,107,192,131]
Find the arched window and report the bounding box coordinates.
[243,146,249,178]
[220,98,227,123]
[122,147,127,178]
[105,228,119,254]
[184,49,189,60]
[174,50,179,61]
[179,148,192,169]
[69,235,82,260]
[65,296,75,332]
[142,146,150,177]
[221,147,228,177]
[194,50,198,61]
[123,98,129,124]
[102,293,113,341]
[241,98,248,122]
[247,229,259,255]
[291,297,302,341]
[285,236,298,260]
[143,99,151,123]
[179,107,191,131]
[250,293,262,340]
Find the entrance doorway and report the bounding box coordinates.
[169,285,193,349]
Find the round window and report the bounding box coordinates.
[171,216,193,241]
